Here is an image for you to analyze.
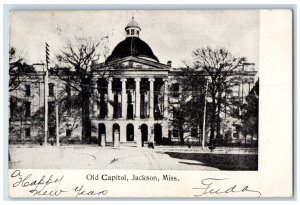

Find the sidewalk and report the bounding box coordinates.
[8,144,258,154]
[9,145,258,170]
[8,145,219,170]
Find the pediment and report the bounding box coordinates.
[105,56,170,70]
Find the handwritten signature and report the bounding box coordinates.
[10,170,108,197]
[193,178,261,197]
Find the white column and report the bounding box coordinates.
[149,78,155,119]
[107,78,113,119]
[121,78,127,119]
[92,80,98,118]
[163,79,169,118]
[135,78,141,119]
[132,90,135,117]
[162,121,169,140]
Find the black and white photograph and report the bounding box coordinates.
[8,10,260,171]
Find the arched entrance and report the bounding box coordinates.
[112,123,120,143]
[98,123,106,146]
[141,124,148,141]
[126,124,134,141]
[154,124,162,143]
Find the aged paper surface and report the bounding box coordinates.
[8,9,292,198]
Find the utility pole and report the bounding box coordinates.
[55,83,60,146]
[202,79,209,149]
[44,42,50,146]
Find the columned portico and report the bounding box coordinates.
[91,18,171,147]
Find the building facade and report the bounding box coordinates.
[9,18,257,146]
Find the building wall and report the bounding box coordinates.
[9,63,257,146]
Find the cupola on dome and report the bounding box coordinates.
[106,17,159,63]
[125,18,141,30]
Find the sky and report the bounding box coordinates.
[9,10,259,69]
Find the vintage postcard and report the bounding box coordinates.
[7,9,293,198]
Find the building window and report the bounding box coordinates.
[25,85,31,96]
[48,102,55,115]
[113,94,122,119]
[49,126,55,138]
[66,129,71,137]
[232,132,239,139]
[49,83,54,97]
[128,93,132,104]
[66,83,71,97]
[154,95,162,119]
[127,92,134,119]
[191,128,198,138]
[25,102,31,117]
[99,94,107,119]
[172,83,180,97]
[137,30,139,35]
[25,128,31,138]
[126,30,129,35]
[131,29,134,35]
[140,93,146,118]
[173,107,179,119]
[173,130,179,138]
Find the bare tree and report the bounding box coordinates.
[241,79,259,146]
[169,70,206,145]
[190,47,247,145]
[50,37,123,143]
[9,47,35,91]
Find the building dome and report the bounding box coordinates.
[106,17,159,63]
[106,37,159,63]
